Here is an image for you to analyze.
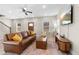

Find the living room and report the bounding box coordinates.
[0,4,79,55]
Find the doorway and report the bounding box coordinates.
[28,22,34,31]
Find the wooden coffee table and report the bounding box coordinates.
[36,36,47,49]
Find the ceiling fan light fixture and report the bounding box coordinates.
[22,8,27,12]
[23,8,27,10]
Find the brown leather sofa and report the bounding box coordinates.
[3,31,36,54]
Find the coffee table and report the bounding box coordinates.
[36,36,47,49]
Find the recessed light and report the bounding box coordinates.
[42,5,46,9]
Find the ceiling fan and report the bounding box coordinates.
[22,8,32,15]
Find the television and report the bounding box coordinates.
[61,5,73,25]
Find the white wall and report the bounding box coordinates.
[59,5,79,54]
[0,17,11,40]
[11,16,57,35]
[11,19,22,33]
[0,17,11,27]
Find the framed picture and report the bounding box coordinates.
[16,23,21,32]
[44,22,49,32]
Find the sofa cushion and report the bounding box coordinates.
[12,34,22,42]
[21,36,33,45]
[21,31,28,39]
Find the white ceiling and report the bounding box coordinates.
[0,4,71,19]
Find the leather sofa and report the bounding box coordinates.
[3,31,36,54]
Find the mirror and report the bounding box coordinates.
[61,5,73,25]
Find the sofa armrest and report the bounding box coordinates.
[3,41,20,45]
[3,41,23,54]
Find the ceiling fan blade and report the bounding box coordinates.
[26,11,32,13]
[25,13,28,15]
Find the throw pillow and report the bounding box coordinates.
[30,31,35,35]
[12,34,22,42]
